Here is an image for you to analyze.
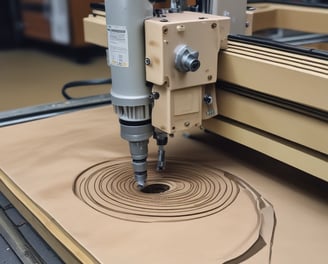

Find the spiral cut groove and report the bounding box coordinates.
[74,159,240,222]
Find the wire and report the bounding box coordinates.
[61,78,112,100]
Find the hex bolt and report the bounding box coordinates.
[145,58,151,65]
[204,95,213,105]
[150,92,160,100]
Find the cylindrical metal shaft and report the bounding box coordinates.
[106,0,153,110]
[105,0,154,187]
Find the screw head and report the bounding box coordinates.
[176,24,185,32]
[247,6,256,11]
[211,23,217,29]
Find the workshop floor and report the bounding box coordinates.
[0,46,109,112]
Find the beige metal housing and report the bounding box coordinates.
[82,4,202,49]
[145,12,229,134]
[83,12,107,47]
[247,3,328,35]
[203,39,328,181]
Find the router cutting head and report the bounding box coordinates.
[120,122,153,188]
[106,0,154,187]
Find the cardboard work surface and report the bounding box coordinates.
[0,106,327,263]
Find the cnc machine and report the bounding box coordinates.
[84,0,328,185]
[0,1,326,263]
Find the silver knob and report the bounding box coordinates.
[175,45,201,72]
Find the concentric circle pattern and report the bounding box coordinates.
[74,159,240,222]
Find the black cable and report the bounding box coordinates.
[61,78,112,100]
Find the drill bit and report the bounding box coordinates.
[153,130,168,172]
[157,145,166,171]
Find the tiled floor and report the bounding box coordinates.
[0,192,63,263]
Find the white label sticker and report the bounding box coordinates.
[108,25,129,67]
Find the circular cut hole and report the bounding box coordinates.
[141,184,170,194]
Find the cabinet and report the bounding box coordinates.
[21,0,94,47]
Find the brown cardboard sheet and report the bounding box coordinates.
[0,106,326,263]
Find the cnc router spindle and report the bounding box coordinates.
[106,0,158,188]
